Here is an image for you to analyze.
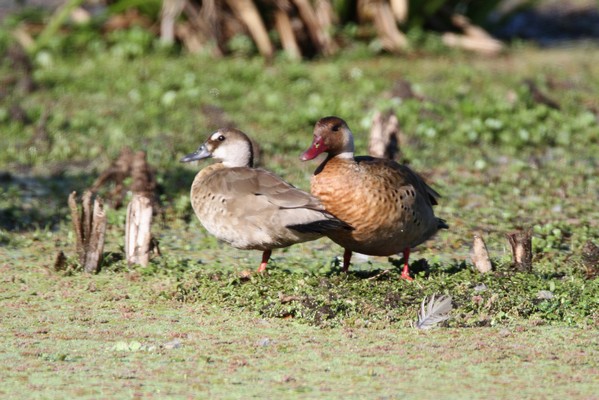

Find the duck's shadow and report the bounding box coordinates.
[309,255,427,280]
[317,256,469,279]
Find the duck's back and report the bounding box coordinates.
[311,156,442,255]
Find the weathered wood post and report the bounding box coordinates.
[125,194,153,266]
[68,190,107,273]
[506,228,533,272]
[369,111,400,160]
[124,151,157,266]
[470,234,493,273]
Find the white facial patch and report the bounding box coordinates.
[210,132,223,141]
[212,139,252,168]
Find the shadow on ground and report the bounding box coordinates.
[494,2,599,45]
[0,166,196,232]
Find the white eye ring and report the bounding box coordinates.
[210,132,223,141]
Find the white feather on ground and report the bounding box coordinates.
[416,294,453,329]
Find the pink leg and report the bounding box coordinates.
[257,250,272,273]
[342,249,352,273]
[401,248,413,281]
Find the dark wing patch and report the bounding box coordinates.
[287,218,353,234]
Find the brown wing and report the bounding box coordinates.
[355,156,441,206]
[207,167,348,236]
[222,167,326,211]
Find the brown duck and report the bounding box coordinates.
[300,116,447,280]
[181,127,351,272]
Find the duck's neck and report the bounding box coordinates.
[334,151,354,160]
[314,152,355,175]
[223,159,251,168]
[222,151,252,168]
[216,141,254,168]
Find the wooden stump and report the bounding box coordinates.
[442,14,504,56]
[506,228,533,272]
[226,0,274,58]
[369,111,400,160]
[53,250,67,271]
[68,191,107,273]
[581,240,599,279]
[442,33,504,55]
[160,0,185,45]
[91,147,134,209]
[292,0,337,56]
[178,0,220,55]
[125,194,154,266]
[274,7,302,60]
[91,148,157,209]
[470,234,493,273]
[130,150,157,199]
[358,0,408,53]
[390,0,408,23]
[92,148,158,267]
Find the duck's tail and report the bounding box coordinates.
[437,218,449,230]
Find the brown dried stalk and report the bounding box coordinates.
[506,228,533,272]
[358,0,408,53]
[160,0,185,45]
[274,6,301,60]
[292,0,337,56]
[68,191,106,273]
[68,191,85,264]
[91,147,133,208]
[91,148,157,209]
[84,198,106,273]
[226,0,274,58]
[53,250,67,271]
[81,190,93,253]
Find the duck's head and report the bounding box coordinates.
[180,128,254,168]
[300,116,354,161]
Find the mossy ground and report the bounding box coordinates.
[1,264,597,398]
[1,32,598,397]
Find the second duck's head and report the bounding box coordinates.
[180,128,254,168]
[300,116,355,161]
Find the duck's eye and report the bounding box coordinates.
[218,135,225,141]
[332,124,341,132]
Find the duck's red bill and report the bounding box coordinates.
[300,136,326,161]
